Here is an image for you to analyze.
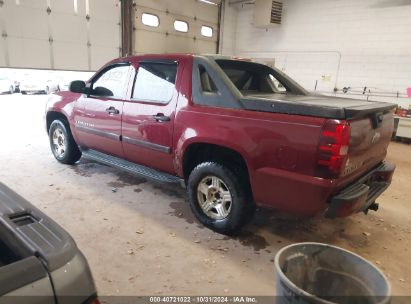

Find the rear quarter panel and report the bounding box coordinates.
[174,104,330,215]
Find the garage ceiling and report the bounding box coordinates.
[133,0,221,55]
[0,0,121,71]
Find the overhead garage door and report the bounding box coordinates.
[0,0,121,71]
[133,0,220,55]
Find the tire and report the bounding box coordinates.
[49,120,81,165]
[9,86,13,94]
[21,91,27,95]
[187,162,255,234]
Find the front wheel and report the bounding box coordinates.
[9,86,13,94]
[187,162,255,234]
[49,120,81,164]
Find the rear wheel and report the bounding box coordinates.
[49,120,81,164]
[187,162,254,234]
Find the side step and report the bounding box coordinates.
[81,149,185,188]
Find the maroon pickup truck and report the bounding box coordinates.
[45,54,396,234]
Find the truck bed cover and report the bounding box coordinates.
[241,93,396,120]
[0,183,76,271]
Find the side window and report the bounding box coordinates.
[92,65,129,98]
[199,65,217,94]
[269,74,287,92]
[132,62,178,104]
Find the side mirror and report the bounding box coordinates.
[69,80,86,93]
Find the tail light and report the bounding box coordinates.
[316,119,350,179]
[88,297,101,304]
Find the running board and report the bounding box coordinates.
[81,149,185,188]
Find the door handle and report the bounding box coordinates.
[153,113,170,122]
[106,106,120,115]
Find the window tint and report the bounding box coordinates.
[174,20,188,32]
[142,13,159,27]
[132,62,177,103]
[92,65,129,98]
[199,65,217,93]
[201,26,213,37]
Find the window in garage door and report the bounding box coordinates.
[201,26,213,38]
[133,0,220,54]
[142,13,160,27]
[174,20,189,33]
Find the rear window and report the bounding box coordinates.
[215,59,306,95]
[132,62,178,104]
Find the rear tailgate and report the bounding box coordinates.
[240,93,396,181]
[339,110,395,187]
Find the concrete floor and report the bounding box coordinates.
[0,94,410,296]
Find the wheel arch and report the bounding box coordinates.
[46,111,69,133]
[182,142,252,188]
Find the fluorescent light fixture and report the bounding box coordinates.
[198,0,218,5]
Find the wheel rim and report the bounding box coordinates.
[197,176,232,220]
[52,128,66,158]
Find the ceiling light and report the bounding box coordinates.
[198,0,218,5]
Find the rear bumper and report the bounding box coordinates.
[325,161,395,218]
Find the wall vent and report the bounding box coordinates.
[253,0,283,28]
[270,1,283,24]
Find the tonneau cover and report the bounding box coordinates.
[0,183,77,271]
[241,93,397,119]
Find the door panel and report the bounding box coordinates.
[73,64,130,157]
[74,96,124,157]
[121,60,180,174]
